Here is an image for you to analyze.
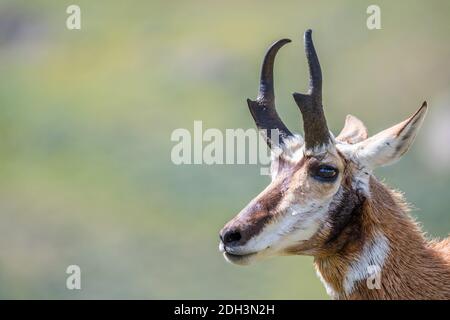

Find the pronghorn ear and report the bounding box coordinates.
[336,115,368,144]
[353,102,428,168]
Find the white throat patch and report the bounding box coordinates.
[343,231,390,296]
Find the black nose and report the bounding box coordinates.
[220,229,242,245]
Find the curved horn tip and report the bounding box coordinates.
[269,38,292,50]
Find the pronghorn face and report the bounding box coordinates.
[219,30,428,266]
[220,140,347,265]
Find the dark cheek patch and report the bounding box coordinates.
[325,187,365,246]
[322,156,365,248]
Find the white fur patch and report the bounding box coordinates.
[343,231,390,296]
[240,193,333,254]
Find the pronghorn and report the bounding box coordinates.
[219,30,450,300]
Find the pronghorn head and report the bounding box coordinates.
[219,30,428,265]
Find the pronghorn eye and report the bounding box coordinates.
[312,165,338,182]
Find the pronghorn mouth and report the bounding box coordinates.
[219,242,266,265]
[223,251,259,265]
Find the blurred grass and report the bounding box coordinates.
[0,0,449,299]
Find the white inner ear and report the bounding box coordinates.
[336,104,427,196]
[355,133,404,168]
[351,104,427,169]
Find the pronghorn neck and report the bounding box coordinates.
[314,177,450,300]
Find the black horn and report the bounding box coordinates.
[247,39,293,148]
[293,30,331,151]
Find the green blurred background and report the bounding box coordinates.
[0,0,449,299]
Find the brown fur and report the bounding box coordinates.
[314,178,450,299]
